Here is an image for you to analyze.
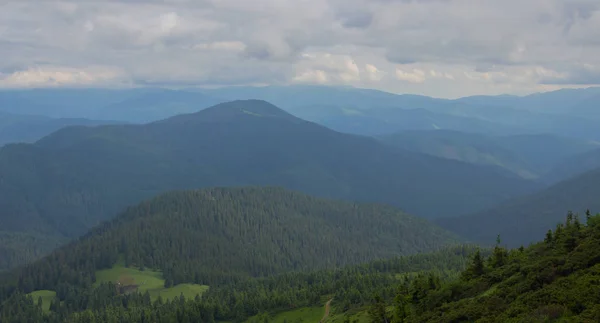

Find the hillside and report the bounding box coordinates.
[0,100,539,270]
[380,130,600,180]
[0,240,479,322]
[3,213,598,322]
[1,187,459,294]
[436,167,600,247]
[545,148,600,184]
[0,111,119,146]
[387,212,600,322]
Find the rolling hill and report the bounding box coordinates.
[3,187,460,293]
[0,99,540,270]
[436,167,600,247]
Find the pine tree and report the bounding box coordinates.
[544,230,553,244]
[368,294,389,323]
[463,249,484,279]
[586,209,592,222]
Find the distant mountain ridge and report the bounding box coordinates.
[380,130,600,181]
[0,99,539,270]
[2,86,600,140]
[437,166,600,247]
[0,111,121,146]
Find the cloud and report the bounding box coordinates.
[0,66,127,88]
[396,68,426,83]
[0,0,599,97]
[293,52,361,84]
[365,64,385,81]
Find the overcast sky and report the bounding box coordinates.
[1,0,599,98]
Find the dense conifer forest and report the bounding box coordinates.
[2,212,598,322]
[0,244,479,322]
[0,187,458,297]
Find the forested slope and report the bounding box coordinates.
[0,187,459,296]
[0,100,537,270]
[0,244,480,323]
[384,211,600,322]
[437,167,600,247]
[3,211,598,322]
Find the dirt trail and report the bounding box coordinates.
[319,298,333,323]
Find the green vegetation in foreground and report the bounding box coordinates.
[246,306,324,323]
[365,211,600,322]
[0,244,476,322]
[326,310,370,323]
[26,290,56,313]
[94,264,208,301]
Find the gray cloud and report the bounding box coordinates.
[338,12,373,29]
[0,0,599,97]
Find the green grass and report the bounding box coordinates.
[94,264,209,301]
[152,283,209,300]
[27,290,56,313]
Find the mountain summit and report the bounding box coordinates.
[158,99,300,125]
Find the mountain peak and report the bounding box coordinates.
[158,99,299,125]
[199,99,296,119]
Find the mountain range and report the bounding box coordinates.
[2,86,600,140]
[380,130,600,181]
[0,99,538,270]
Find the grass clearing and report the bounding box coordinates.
[94,264,208,301]
[27,290,56,313]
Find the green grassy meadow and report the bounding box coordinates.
[94,264,209,301]
[27,290,56,313]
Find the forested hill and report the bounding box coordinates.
[1,187,459,295]
[437,167,600,247]
[0,99,538,270]
[387,212,600,322]
[2,210,598,322]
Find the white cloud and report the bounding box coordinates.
[396,68,426,83]
[293,70,328,83]
[0,0,599,97]
[293,52,361,84]
[365,64,384,81]
[0,66,127,88]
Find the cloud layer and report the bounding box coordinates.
[1,0,599,97]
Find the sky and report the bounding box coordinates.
[0,0,599,98]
